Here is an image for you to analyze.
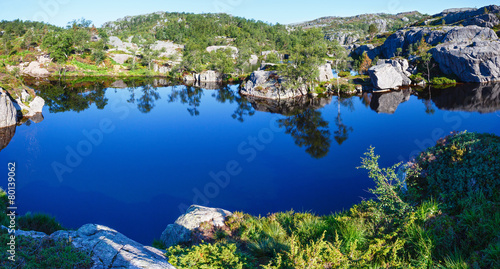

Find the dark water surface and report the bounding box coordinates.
[2,80,500,244]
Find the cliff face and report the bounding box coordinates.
[379,25,500,83]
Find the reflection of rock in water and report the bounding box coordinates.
[246,95,333,116]
[183,80,222,90]
[30,113,44,124]
[370,89,411,114]
[431,83,500,113]
[111,80,128,88]
[0,125,16,152]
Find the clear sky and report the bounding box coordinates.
[0,0,498,27]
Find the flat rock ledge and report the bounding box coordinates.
[4,224,176,269]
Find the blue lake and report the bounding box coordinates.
[2,80,500,244]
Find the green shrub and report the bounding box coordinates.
[430,76,456,85]
[17,212,65,235]
[338,71,350,77]
[410,73,426,83]
[166,243,256,269]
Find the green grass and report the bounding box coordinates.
[0,187,92,268]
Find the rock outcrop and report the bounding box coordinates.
[108,36,138,51]
[380,25,500,82]
[195,70,221,83]
[52,224,175,269]
[241,70,308,100]
[161,205,232,248]
[463,13,500,28]
[352,44,381,60]
[206,46,238,58]
[325,32,360,46]
[370,89,411,114]
[317,64,334,82]
[368,59,412,90]
[381,26,498,59]
[431,40,500,83]
[14,89,45,117]
[436,5,500,28]
[0,89,17,128]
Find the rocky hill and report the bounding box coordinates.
[290,12,424,45]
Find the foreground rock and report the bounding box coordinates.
[52,224,175,269]
[368,59,412,90]
[241,70,308,99]
[370,89,411,114]
[431,40,500,83]
[0,89,17,128]
[161,205,232,248]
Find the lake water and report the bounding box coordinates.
[2,79,500,244]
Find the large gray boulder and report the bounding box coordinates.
[195,70,221,83]
[317,63,334,82]
[161,205,232,248]
[431,40,500,83]
[370,89,411,114]
[368,59,411,90]
[52,224,175,269]
[0,89,17,128]
[241,70,308,100]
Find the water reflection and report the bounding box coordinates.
[334,96,354,145]
[23,78,500,159]
[278,109,331,159]
[370,89,411,114]
[422,83,500,114]
[0,125,16,152]
[168,86,203,116]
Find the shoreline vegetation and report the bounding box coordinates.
[1,131,499,268]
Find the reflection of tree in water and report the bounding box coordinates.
[278,109,331,159]
[168,86,203,116]
[136,84,160,114]
[212,86,255,122]
[36,80,108,113]
[334,96,354,145]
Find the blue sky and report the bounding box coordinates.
[0,0,497,27]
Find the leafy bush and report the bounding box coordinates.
[166,243,256,269]
[338,71,350,77]
[410,73,426,83]
[17,212,65,235]
[430,76,456,85]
